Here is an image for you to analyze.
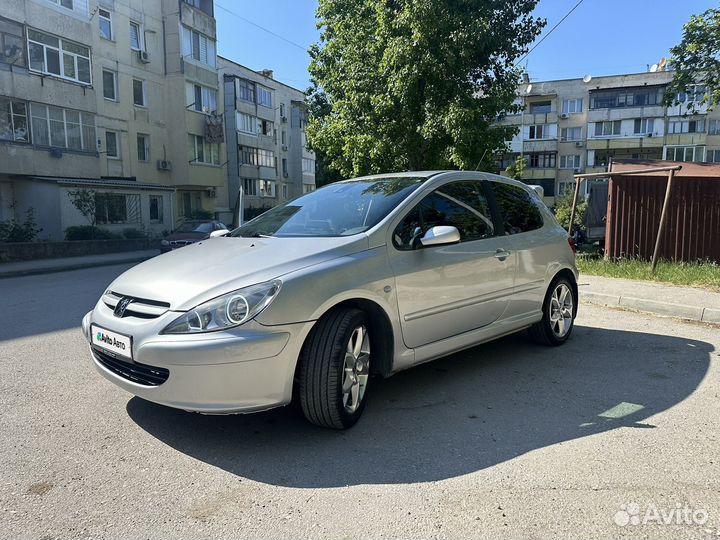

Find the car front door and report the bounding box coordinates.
[388,180,516,349]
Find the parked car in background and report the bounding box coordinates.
[84,171,578,429]
[160,220,229,253]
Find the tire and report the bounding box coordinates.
[298,308,371,429]
[528,276,577,346]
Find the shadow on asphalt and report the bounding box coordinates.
[127,324,712,487]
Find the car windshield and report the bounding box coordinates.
[175,222,213,233]
[232,177,425,237]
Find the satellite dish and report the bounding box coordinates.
[649,63,659,73]
[582,74,592,83]
[525,83,533,94]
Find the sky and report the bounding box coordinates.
[215,0,717,91]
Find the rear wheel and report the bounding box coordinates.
[298,308,371,429]
[529,277,576,346]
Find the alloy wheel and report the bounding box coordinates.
[342,325,370,414]
[549,283,574,338]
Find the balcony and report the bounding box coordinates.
[523,169,555,180]
[664,133,707,146]
[523,111,558,125]
[588,106,664,123]
[587,136,664,150]
[523,139,558,153]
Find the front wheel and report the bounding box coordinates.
[298,308,371,429]
[528,277,577,346]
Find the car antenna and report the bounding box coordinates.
[474,149,488,171]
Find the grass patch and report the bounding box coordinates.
[577,255,720,292]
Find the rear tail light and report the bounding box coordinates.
[568,236,577,253]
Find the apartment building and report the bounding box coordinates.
[218,57,316,221]
[497,70,716,204]
[0,0,227,240]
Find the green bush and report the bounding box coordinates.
[64,226,122,241]
[0,208,43,243]
[122,227,147,239]
[553,190,587,231]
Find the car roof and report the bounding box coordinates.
[337,170,534,191]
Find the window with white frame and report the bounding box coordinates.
[303,184,315,194]
[707,149,720,163]
[132,79,146,106]
[709,119,720,135]
[149,195,163,223]
[560,126,582,141]
[136,133,149,161]
[259,119,273,137]
[558,181,574,195]
[562,98,583,114]
[46,0,88,16]
[594,120,621,137]
[665,145,705,162]
[528,152,556,168]
[99,9,112,40]
[677,85,707,104]
[28,29,91,84]
[528,124,549,140]
[96,192,140,224]
[105,130,118,158]
[257,148,275,168]
[181,26,216,67]
[633,118,655,134]
[239,145,257,165]
[188,134,220,165]
[30,103,95,150]
[102,69,117,101]
[236,79,254,102]
[302,158,314,174]
[129,21,143,51]
[259,179,275,197]
[668,118,705,134]
[186,83,217,113]
[0,15,26,67]
[0,97,29,142]
[529,101,551,114]
[242,178,257,196]
[257,86,272,108]
[236,112,257,135]
[559,154,581,169]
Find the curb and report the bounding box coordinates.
[0,255,154,280]
[580,291,719,324]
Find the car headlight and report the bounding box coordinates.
[161,279,282,334]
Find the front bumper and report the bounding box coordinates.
[82,309,315,414]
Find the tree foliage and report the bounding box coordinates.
[307,0,545,178]
[67,189,97,227]
[554,189,587,232]
[664,8,720,110]
[504,155,527,180]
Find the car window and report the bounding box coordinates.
[489,182,544,235]
[393,181,495,250]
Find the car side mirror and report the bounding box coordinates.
[209,229,230,238]
[419,226,460,248]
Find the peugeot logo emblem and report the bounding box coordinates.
[114,297,133,318]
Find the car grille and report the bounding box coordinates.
[169,240,196,247]
[92,348,169,386]
[103,291,170,319]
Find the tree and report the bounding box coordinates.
[554,189,587,232]
[307,0,545,178]
[664,8,720,111]
[505,155,527,181]
[67,189,97,238]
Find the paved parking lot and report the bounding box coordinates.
[1,264,719,539]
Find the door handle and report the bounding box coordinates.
[494,248,511,260]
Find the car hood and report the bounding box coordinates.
[165,232,208,241]
[107,235,370,310]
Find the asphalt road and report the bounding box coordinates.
[1,264,719,539]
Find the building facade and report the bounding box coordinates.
[497,70,717,204]
[0,0,227,240]
[218,57,315,222]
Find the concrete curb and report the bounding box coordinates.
[580,290,719,324]
[0,255,154,280]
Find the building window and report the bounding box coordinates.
[709,120,720,135]
[257,148,275,168]
[149,195,163,223]
[677,85,707,105]
[560,127,582,141]
[633,118,655,134]
[99,9,112,40]
[188,134,220,165]
[105,131,118,158]
[46,0,88,15]
[260,119,273,137]
[282,184,289,198]
[136,134,149,161]
[0,97,29,142]
[528,152,556,168]
[239,145,257,165]
[529,101,551,114]
[236,112,257,135]
[528,124,549,140]
[281,130,286,145]
[186,83,217,114]
[181,191,201,216]
[707,149,720,163]
[281,158,288,175]
[594,120,621,137]
[668,118,705,134]
[558,181,574,195]
[102,69,117,101]
[181,26,216,67]
[559,155,581,169]
[302,158,314,174]
[28,29,91,84]
[303,184,315,194]
[0,16,26,67]
[259,180,275,197]
[666,146,705,162]
[132,79,146,107]
[242,178,257,196]
[30,103,95,150]
[590,86,663,109]
[562,98,583,114]
[236,79,255,103]
[96,193,140,224]
[257,86,273,108]
[129,22,143,51]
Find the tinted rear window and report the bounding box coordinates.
[489,182,544,235]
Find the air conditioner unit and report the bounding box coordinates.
[560,113,570,119]
[156,159,172,171]
[281,145,288,151]
[575,141,584,147]
[138,50,150,63]
[206,187,217,198]
[281,116,288,123]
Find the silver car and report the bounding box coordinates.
[83,171,578,429]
